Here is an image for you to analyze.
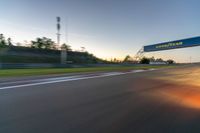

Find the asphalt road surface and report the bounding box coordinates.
[1,65,200,133]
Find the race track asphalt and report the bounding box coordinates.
[1,64,200,133]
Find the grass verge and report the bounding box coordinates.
[0,65,175,77]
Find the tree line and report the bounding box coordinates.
[0,34,12,46]
[0,33,104,64]
[0,33,175,64]
[139,57,175,64]
[0,34,72,51]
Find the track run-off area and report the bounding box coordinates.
[1,64,200,133]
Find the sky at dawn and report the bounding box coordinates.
[1,0,200,62]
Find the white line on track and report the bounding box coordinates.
[0,75,80,85]
[0,69,156,90]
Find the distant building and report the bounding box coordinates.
[150,61,168,65]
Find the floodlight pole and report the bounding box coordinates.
[57,17,67,64]
[57,17,61,46]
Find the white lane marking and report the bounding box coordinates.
[131,69,155,73]
[0,72,124,86]
[131,70,146,73]
[0,69,156,90]
[0,73,124,90]
[0,75,80,85]
[102,72,124,76]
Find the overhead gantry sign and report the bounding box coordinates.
[143,36,200,52]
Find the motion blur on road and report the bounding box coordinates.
[2,0,200,132]
[1,64,200,133]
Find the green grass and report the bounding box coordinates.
[0,65,175,77]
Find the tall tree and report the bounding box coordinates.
[123,55,132,62]
[156,58,164,62]
[140,57,150,64]
[167,59,175,64]
[0,34,6,46]
[61,43,72,51]
[31,37,56,49]
[7,38,12,46]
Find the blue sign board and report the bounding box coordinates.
[143,36,200,52]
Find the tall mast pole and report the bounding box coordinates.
[57,17,66,64]
[57,17,61,46]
